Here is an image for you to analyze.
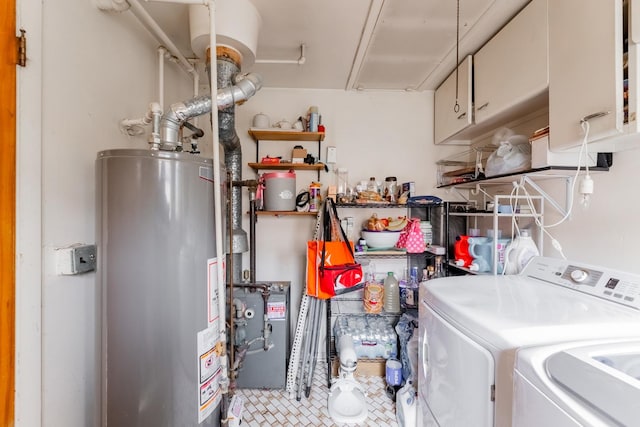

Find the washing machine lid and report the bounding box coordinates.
[515,338,640,427]
[422,257,640,350]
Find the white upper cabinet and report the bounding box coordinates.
[474,0,549,126]
[434,55,474,144]
[548,0,636,152]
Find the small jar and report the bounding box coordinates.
[309,182,322,212]
[384,176,398,202]
[337,168,349,196]
[367,177,378,193]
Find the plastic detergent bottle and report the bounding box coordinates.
[454,235,473,268]
[383,272,400,313]
[504,229,539,274]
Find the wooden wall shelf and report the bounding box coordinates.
[255,210,318,217]
[248,162,326,171]
[248,129,325,142]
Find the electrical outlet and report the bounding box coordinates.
[55,244,97,275]
[326,146,337,164]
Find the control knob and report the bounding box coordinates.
[570,269,589,283]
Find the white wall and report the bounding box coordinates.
[18,1,194,426]
[530,148,640,273]
[230,88,452,338]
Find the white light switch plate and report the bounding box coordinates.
[326,146,337,164]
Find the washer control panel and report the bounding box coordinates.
[523,257,640,310]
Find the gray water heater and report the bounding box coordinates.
[96,149,224,426]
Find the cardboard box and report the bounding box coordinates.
[531,135,597,168]
[332,358,385,377]
[292,147,307,163]
[401,181,415,197]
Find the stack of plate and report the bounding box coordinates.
[420,221,433,245]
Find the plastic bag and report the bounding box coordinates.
[485,128,531,177]
[395,312,418,383]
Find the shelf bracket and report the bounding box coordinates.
[448,186,471,203]
[522,175,572,218]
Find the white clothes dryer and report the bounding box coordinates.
[418,257,640,427]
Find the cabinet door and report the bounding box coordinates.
[434,55,473,144]
[548,0,623,151]
[474,0,548,125]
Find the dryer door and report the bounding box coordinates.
[420,302,495,427]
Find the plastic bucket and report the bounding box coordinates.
[263,171,296,211]
[386,358,402,386]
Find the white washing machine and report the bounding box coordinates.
[418,256,640,427]
[513,338,640,426]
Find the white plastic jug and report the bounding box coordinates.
[504,230,539,274]
[468,237,492,272]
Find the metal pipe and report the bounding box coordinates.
[249,189,257,283]
[214,49,260,283]
[119,102,162,138]
[158,46,167,110]
[255,43,307,65]
[230,284,271,352]
[126,0,197,76]
[261,291,271,351]
[231,179,258,282]
[158,72,262,150]
[227,170,235,387]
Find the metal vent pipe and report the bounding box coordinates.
[158,47,262,283]
[158,69,262,151]
[212,46,248,283]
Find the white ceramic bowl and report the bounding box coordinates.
[361,230,401,249]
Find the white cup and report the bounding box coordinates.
[276,119,292,129]
[293,120,304,130]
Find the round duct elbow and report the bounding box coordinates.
[189,0,262,67]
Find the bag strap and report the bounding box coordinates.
[320,199,355,268]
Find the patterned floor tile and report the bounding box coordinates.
[234,367,398,426]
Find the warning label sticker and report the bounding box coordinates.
[197,327,222,423]
[267,301,286,321]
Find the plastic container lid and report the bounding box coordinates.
[262,171,295,179]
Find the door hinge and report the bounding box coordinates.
[490,384,495,401]
[16,29,26,67]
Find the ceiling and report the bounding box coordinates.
[139,0,531,91]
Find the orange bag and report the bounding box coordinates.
[306,240,362,299]
[306,199,363,299]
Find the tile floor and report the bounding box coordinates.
[234,366,398,427]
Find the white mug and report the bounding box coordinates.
[276,119,292,129]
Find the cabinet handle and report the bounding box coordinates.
[477,102,489,111]
[457,112,466,120]
[580,111,611,124]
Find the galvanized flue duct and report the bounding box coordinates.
[158,47,262,283]
[213,47,249,283]
[158,70,262,151]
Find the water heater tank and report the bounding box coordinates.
[96,149,225,426]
